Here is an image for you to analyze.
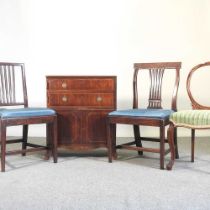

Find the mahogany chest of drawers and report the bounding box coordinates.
[46,76,117,150]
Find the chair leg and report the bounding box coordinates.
[191,129,195,162]
[45,123,51,160]
[166,123,175,170]
[0,123,6,172]
[22,124,28,156]
[133,125,143,155]
[107,120,112,163]
[45,120,57,163]
[174,127,179,159]
[52,119,57,163]
[111,123,117,160]
[160,125,165,170]
[41,119,58,163]
[107,118,117,162]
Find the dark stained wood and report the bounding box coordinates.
[46,76,117,150]
[191,129,195,162]
[147,68,164,109]
[0,62,57,172]
[107,62,181,169]
[166,123,175,170]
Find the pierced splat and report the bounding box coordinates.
[148,68,165,109]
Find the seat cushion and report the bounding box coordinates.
[109,108,174,119]
[170,110,210,128]
[0,108,56,118]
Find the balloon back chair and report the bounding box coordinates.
[169,61,210,169]
[107,62,181,169]
[0,62,57,172]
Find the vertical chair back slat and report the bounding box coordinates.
[0,62,27,107]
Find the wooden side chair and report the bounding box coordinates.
[0,62,57,172]
[168,61,210,169]
[107,62,181,169]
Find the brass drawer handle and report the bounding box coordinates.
[62,96,68,102]
[96,96,103,102]
[61,82,67,89]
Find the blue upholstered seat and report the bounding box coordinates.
[109,108,174,119]
[0,108,56,118]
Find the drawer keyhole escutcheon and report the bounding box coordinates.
[61,82,67,89]
[62,96,68,102]
[96,96,102,102]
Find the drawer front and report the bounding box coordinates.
[47,93,114,107]
[47,78,115,91]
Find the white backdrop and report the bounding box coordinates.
[0,0,210,137]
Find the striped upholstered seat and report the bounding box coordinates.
[170,110,210,128]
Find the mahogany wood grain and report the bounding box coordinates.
[46,76,116,151]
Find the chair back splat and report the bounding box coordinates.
[133,62,180,110]
[0,62,57,172]
[107,62,181,170]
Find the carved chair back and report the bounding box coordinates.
[133,62,181,111]
[186,61,210,110]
